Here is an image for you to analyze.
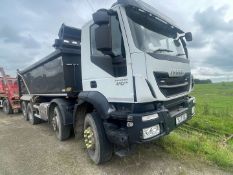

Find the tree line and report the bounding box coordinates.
[194,79,212,84]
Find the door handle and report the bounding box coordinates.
[90,81,97,88]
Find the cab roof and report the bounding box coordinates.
[113,0,184,33]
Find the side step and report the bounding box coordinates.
[115,145,136,157]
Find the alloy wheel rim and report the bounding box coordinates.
[84,126,95,150]
[52,110,59,132]
[22,104,26,116]
[3,103,8,113]
[29,110,33,121]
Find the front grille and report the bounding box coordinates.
[154,72,191,97]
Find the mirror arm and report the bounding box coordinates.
[180,37,188,58]
[108,9,117,16]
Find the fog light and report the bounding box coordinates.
[142,124,160,139]
[188,97,196,104]
[127,122,134,127]
[142,113,159,122]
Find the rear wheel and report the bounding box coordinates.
[21,101,28,121]
[84,112,113,164]
[3,99,13,115]
[27,103,41,125]
[51,106,71,141]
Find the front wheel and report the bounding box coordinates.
[3,99,13,115]
[51,106,71,141]
[84,112,113,164]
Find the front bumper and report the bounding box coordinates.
[105,96,195,146]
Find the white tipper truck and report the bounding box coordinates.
[18,0,196,164]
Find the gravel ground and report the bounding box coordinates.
[0,111,231,175]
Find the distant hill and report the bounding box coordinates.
[194,79,212,84]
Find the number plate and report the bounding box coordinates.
[176,113,187,125]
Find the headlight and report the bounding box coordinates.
[142,113,159,122]
[191,74,194,89]
[192,106,195,115]
[188,97,196,104]
[142,124,160,139]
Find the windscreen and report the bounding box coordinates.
[126,6,186,58]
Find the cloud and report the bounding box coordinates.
[0,25,41,49]
[195,6,233,34]
[188,31,210,49]
[190,6,233,50]
[191,7,233,71]
[0,0,115,76]
[204,33,233,71]
[0,26,22,43]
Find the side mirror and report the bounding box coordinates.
[185,32,192,42]
[95,24,113,55]
[93,9,110,25]
[93,9,114,56]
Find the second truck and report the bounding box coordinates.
[18,0,195,164]
[0,67,20,114]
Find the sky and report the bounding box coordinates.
[0,0,233,82]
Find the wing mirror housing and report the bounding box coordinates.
[93,9,110,25]
[95,24,113,55]
[92,9,114,56]
[185,32,192,42]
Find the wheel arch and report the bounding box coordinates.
[73,91,115,139]
[76,91,114,120]
[48,98,75,125]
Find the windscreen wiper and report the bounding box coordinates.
[176,53,186,57]
[153,49,174,53]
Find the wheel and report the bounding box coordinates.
[27,103,41,125]
[51,106,71,141]
[84,112,113,164]
[3,99,13,115]
[21,101,28,121]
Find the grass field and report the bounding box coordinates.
[156,82,233,171]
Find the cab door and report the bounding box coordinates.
[81,8,134,103]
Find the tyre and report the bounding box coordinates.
[51,106,71,141]
[21,101,28,121]
[27,103,41,125]
[84,112,113,164]
[3,99,13,115]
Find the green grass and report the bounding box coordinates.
[157,82,233,171]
